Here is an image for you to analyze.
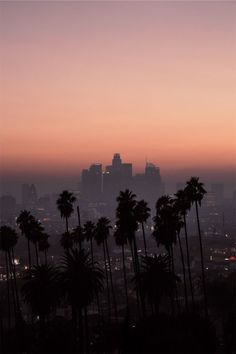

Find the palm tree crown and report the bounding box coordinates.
[56,191,76,219]
[185,177,207,206]
[0,226,18,252]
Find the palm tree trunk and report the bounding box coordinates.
[105,239,118,321]
[7,251,18,323]
[44,250,47,265]
[84,306,89,353]
[5,252,11,329]
[27,239,32,274]
[35,243,39,266]
[133,236,146,318]
[11,249,21,317]
[90,239,94,265]
[65,217,69,233]
[71,306,77,351]
[177,232,188,311]
[167,247,175,318]
[170,245,180,313]
[183,214,195,309]
[121,244,129,312]
[78,307,84,353]
[77,205,82,251]
[195,202,208,318]
[141,222,147,256]
[102,241,111,320]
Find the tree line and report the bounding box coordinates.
[0,176,220,353]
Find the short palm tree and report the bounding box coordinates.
[56,191,76,233]
[134,199,151,256]
[136,254,180,316]
[0,226,19,322]
[185,177,208,317]
[60,231,74,251]
[61,249,104,351]
[71,226,85,251]
[38,233,50,265]
[21,264,60,329]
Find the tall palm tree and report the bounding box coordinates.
[114,228,129,314]
[71,226,84,251]
[116,190,146,318]
[61,249,104,351]
[185,177,208,318]
[175,189,194,309]
[153,195,180,316]
[56,191,76,233]
[38,233,50,265]
[95,217,118,321]
[0,226,19,322]
[28,218,44,266]
[134,200,151,256]
[17,210,34,272]
[83,221,96,265]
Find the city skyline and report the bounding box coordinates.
[1,1,235,178]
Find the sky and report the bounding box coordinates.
[0,1,236,196]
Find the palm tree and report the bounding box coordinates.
[116,190,146,318]
[83,221,96,265]
[114,228,129,313]
[38,233,50,265]
[21,265,60,331]
[95,217,118,321]
[175,189,194,310]
[134,200,151,256]
[61,249,104,351]
[56,191,76,233]
[136,254,180,316]
[28,218,44,266]
[71,226,85,251]
[185,177,208,318]
[17,210,34,272]
[153,195,180,316]
[60,231,73,251]
[0,226,19,323]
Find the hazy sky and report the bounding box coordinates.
[1,1,236,189]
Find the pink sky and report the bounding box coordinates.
[1,1,235,175]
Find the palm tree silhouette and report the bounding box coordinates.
[137,254,180,316]
[95,217,118,321]
[28,218,44,266]
[60,231,74,250]
[71,226,85,251]
[0,226,19,325]
[114,228,129,314]
[21,264,60,331]
[185,177,208,318]
[38,233,50,265]
[174,189,194,310]
[17,210,34,272]
[153,195,180,316]
[83,221,96,265]
[61,249,104,351]
[56,191,76,233]
[134,200,151,256]
[116,190,146,318]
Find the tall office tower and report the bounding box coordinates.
[22,184,37,208]
[0,195,16,225]
[81,163,102,201]
[103,153,133,203]
[133,162,163,211]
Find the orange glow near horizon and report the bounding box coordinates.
[1,1,235,175]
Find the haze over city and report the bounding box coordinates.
[1,1,235,199]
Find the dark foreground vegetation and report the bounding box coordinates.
[0,177,235,353]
